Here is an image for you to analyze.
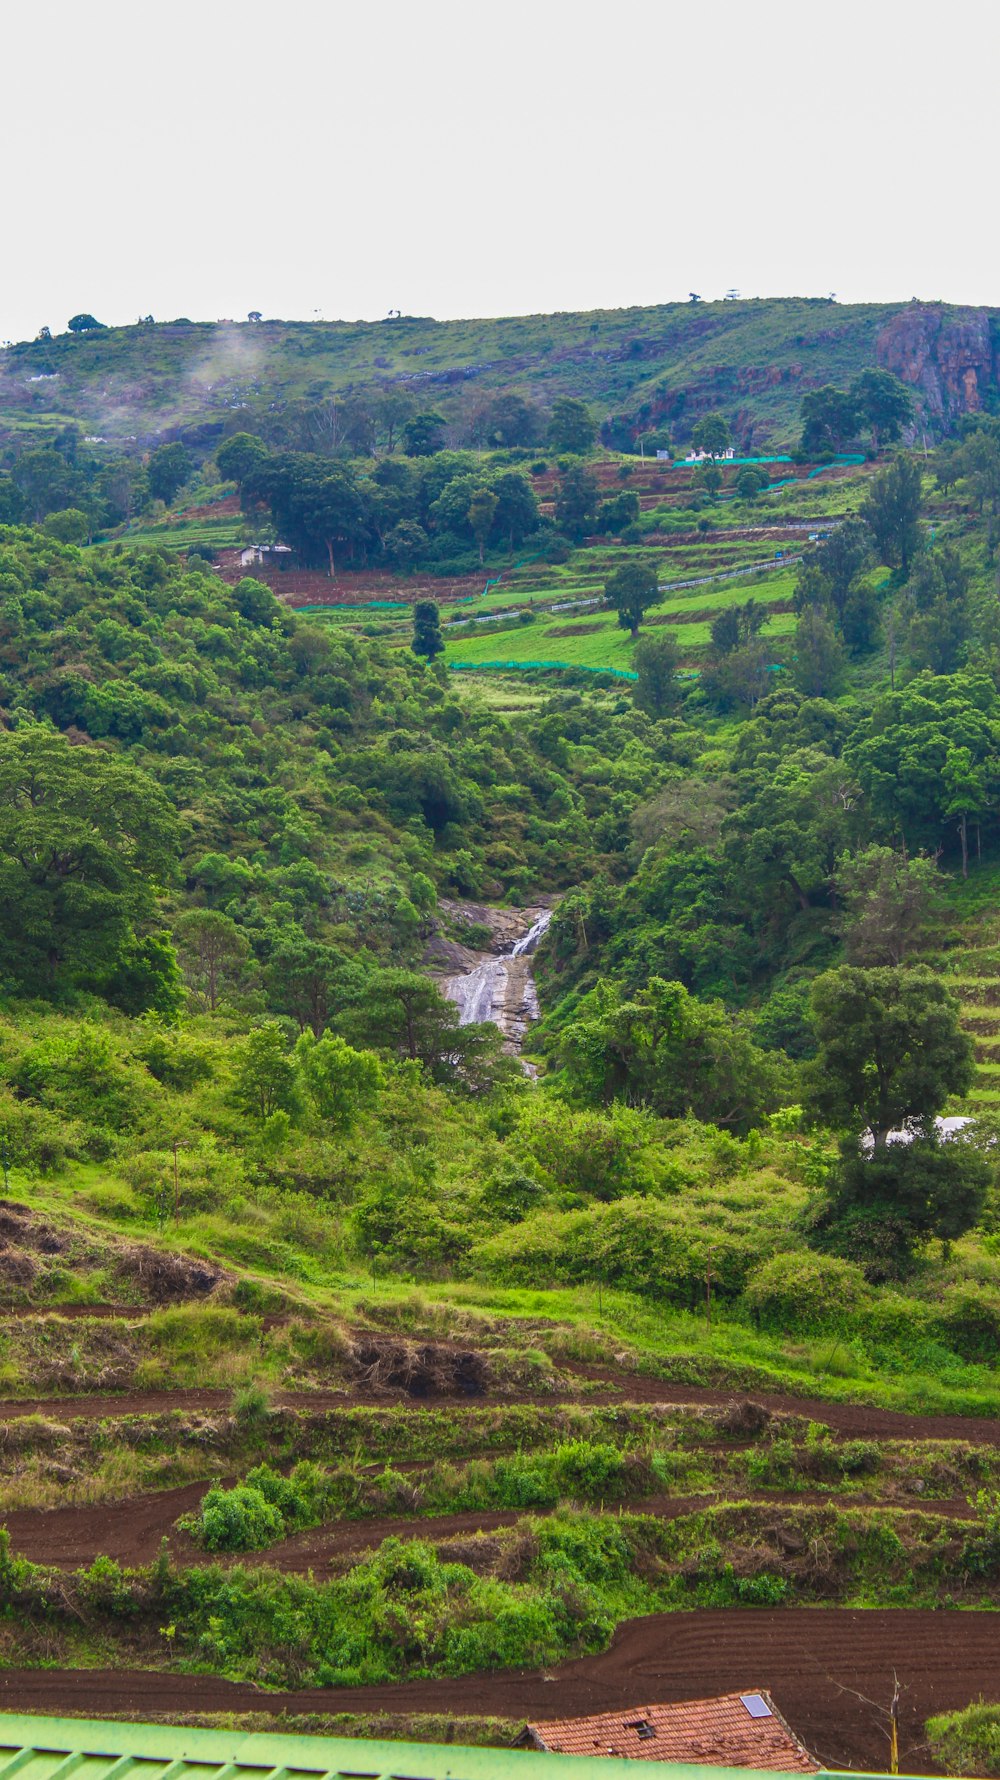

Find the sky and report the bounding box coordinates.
[2,0,997,343]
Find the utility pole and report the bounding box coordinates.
[889,1674,900,1776]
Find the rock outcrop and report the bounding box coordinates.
[875,304,996,429]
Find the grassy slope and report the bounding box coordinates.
[0,298,910,448]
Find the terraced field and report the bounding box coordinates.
[178,455,874,684]
[1,1279,999,1772]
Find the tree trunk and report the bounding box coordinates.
[960,811,968,879]
[326,538,336,578]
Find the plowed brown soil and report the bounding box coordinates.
[0,1608,993,1773]
[2,1369,999,1444]
[0,1486,976,1574]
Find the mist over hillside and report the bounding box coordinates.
[4,295,998,455]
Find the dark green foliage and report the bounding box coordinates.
[793,520,878,655]
[0,728,178,1000]
[555,463,600,541]
[851,369,913,453]
[792,608,847,697]
[807,965,975,1146]
[412,599,444,660]
[691,413,731,458]
[216,432,269,487]
[862,453,923,574]
[147,443,192,505]
[605,560,659,637]
[403,412,448,457]
[903,544,972,674]
[800,385,859,455]
[818,1140,989,1277]
[556,976,785,1133]
[548,398,596,454]
[633,631,681,717]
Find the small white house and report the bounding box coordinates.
[239,544,293,568]
[682,447,735,465]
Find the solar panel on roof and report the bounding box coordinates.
[740,1697,772,1720]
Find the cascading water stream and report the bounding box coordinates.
[443,908,552,1040]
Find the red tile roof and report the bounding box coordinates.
[524,1691,819,1771]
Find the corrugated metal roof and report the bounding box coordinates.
[524,1693,818,1771]
[0,1714,833,1780]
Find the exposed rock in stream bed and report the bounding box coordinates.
[425,903,553,1049]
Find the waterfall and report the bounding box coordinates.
[511,909,553,957]
[443,908,552,1037]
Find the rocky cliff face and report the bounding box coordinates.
[876,304,996,430]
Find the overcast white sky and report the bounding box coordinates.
[2,0,995,342]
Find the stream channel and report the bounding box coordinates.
[442,908,552,1048]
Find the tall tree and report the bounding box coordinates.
[691,412,732,458]
[403,411,448,457]
[808,964,975,1149]
[468,487,498,564]
[792,607,847,697]
[834,846,941,966]
[904,544,972,675]
[633,630,681,718]
[0,729,177,996]
[548,397,596,454]
[147,442,192,506]
[850,369,913,453]
[800,386,860,455]
[216,431,269,490]
[412,599,444,661]
[862,453,923,575]
[475,394,540,448]
[173,910,251,1011]
[555,463,600,540]
[605,561,659,637]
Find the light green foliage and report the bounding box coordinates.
[744,1252,869,1333]
[928,1702,1000,1776]
[556,976,785,1133]
[232,1026,299,1121]
[295,1032,384,1128]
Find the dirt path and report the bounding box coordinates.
[0,1608,992,1772]
[1,1486,977,1575]
[570,1368,1000,1446]
[3,1370,998,1446]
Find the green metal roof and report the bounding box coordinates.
[0,1715,865,1780]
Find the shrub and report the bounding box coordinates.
[196,1483,284,1550]
[743,1251,869,1333]
[928,1703,1000,1777]
[551,1440,626,1501]
[937,1284,1000,1363]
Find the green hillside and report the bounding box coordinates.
[4,406,1000,1760]
[2,295,995,453]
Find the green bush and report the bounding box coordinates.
[936,1284,1000,1363]
[743,1251,869,1333]
[551,1440,626,1500]
[928,1702,1000,1776]
[196,1483,284,1551]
